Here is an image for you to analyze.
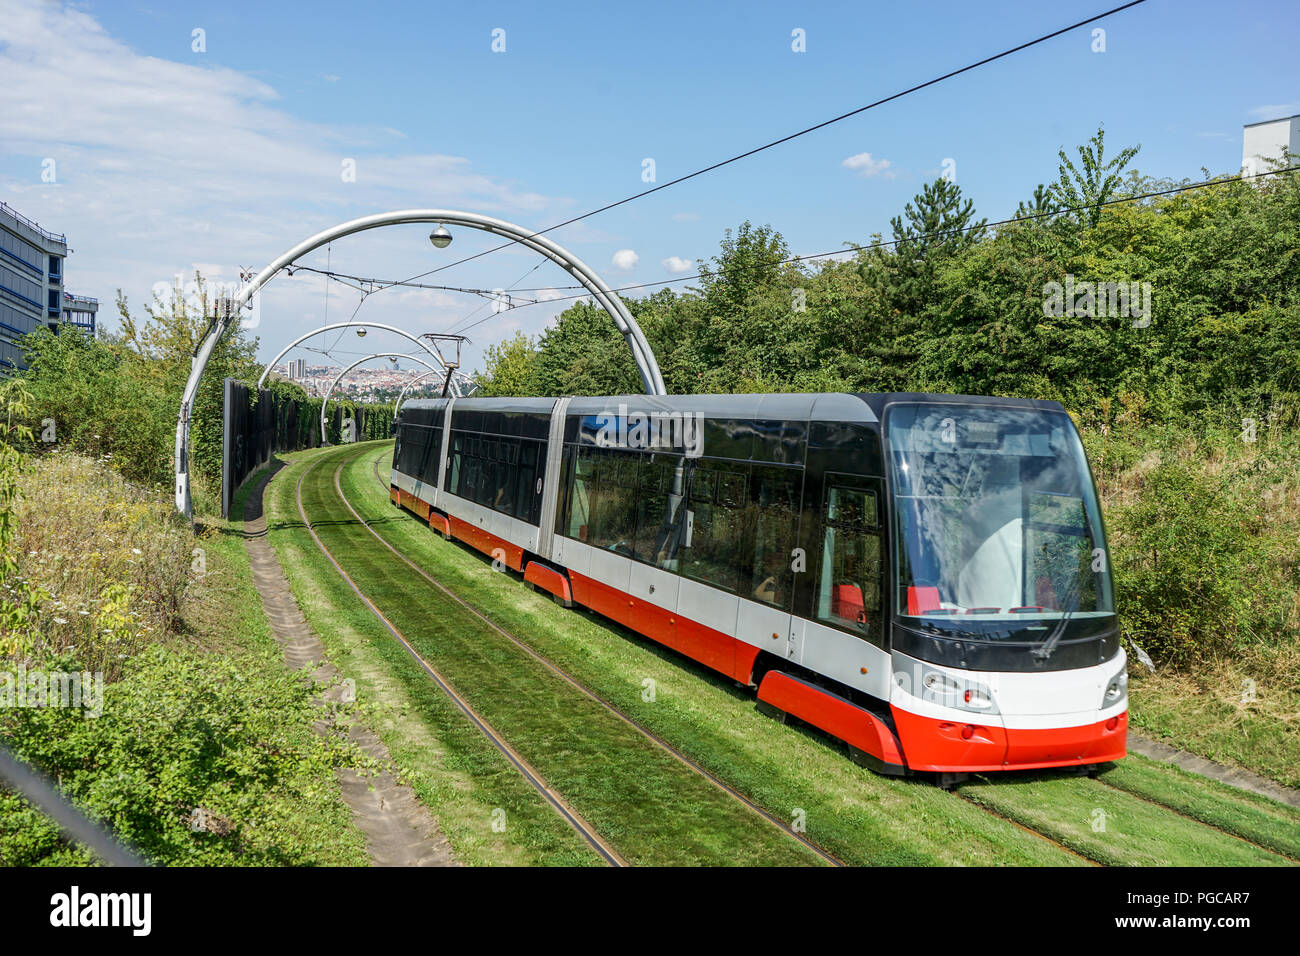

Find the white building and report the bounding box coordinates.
[1242,114,1299,176]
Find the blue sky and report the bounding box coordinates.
[2,0,1297,376]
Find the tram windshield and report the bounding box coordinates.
[886,403,1114,625]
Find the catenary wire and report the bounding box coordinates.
[385,2,1150,288]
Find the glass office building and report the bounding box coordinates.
[0,200,98,373]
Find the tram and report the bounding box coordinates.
[389,392,1127,779]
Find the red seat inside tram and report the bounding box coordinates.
[831,584,866,624]
[906,585,941,616]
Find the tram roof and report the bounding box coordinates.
[401,392,1066,422]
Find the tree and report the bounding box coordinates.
[525,300,641,397]
[115,273,260,505]
[1051,125,1141,226]
[20,327,176,486]
[882,177,987,310]
[688,222,812,390]
[860,177,988,376]
[697,221,792,315]
[890,177,987,265]
[1015,183,1060,221]
[21,272,260,508]
[476,331,539,396]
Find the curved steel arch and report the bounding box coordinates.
[320,352,440,444]
[394,369,441,413]
[176,208,664,516]
[393,367,477,413]
[256,321,445,389]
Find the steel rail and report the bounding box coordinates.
[293,452,627,867]
[360,449,845,865]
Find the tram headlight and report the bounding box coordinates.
[922,670,960,695]
[1102,669,1128,706]
[917,667,998,714]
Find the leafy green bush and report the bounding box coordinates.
[0,381,44,657]
[1101,418,1299,668]
[0,646,370,865]
[15,452,193,678]
[18,328,175,487]
[1113,463,1262,663]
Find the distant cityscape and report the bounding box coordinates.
[273,358,449,401]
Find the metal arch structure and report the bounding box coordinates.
[393,367,477,414]
[320,352,440,444]
[394,369,441,413]
[175,208,665,516]
[255,321,446,389]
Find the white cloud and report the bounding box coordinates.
[841,152,894,178]
[661,256,692,273]
[0,0,574,366]
[671,211,700,222]
[612,249,639,270]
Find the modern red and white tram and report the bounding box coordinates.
[389,392,1127,779]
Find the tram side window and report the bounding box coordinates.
[395,428,411,475]
[565,447,593,541]
[749,467,800,608]
[815,484,882,637]
[417,427,442,485]
[464,436,480,501]
[679,462,749,593]
[489,440,519,515]
[393,430,407,475]
[585,450,639,556]
[447,433,463,492]
[633,454,686,569]
[513,441,541,524]
[447,431,545,523]
[402,427,427,478]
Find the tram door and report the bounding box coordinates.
[735,463,802,677]
[789,458,890,699]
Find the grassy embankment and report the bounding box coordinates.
[1085,418,1300,790]
[273,440,1298,866]
[0,452,369,866]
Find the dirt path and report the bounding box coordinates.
[243,463,458,867]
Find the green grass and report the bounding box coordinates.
[1098,753,1300,861]
[342,443,1087,866]
[959,772,1292,866]
[263,446,601,867]
[194,466,371,866]
[1129,669,1300,791]
[288,443,826,866]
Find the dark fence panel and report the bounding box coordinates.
[221,379,275,518]
[221,379,396,517]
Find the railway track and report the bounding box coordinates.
[295,453,628,866]
[294,443,845,866]
[1091,775,1300,864]
[346,451,844,866]
[282,441,1298,867]
[949,788,1102,866]
[357,449,1098,866]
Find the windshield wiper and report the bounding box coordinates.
[1031,572,1085,662]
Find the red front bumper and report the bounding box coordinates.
[891,706,1128,773]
